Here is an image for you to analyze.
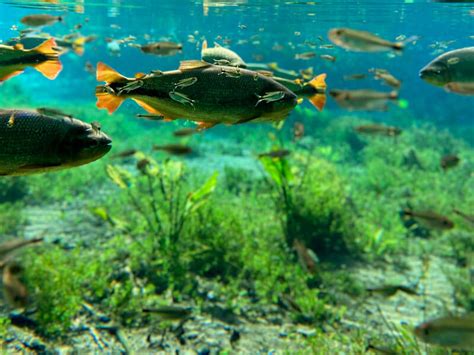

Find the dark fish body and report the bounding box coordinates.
[414,315,474,350]
[173,128,198,137]
[96,61,297,126]
[354,124,402,137]
[258,149,290,158]
[21,14,62,27]
[420,47,474,95]
[0,109,111,176]
[402,209,454,230]
[441,154,460,170]
[0,38,62,82]
[152,144,193,155]
[143,305,192,320]
[330,89,398,111]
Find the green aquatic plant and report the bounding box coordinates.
[0,202,25,235]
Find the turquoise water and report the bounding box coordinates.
[0,1,473,353]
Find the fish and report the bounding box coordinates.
[299,67,313,80]
[370,68,401,88]
[136,41,182,56]
[96,61,297,127]
[258,149,290,159]
[173,128,198,137]
[0,238,43,262]
[419,47,474,95]
[20,14,63,27]
[354,124,402,137]
[328,28,403,52]
[2,261,28,309]
[143,305,192,321]
[295,51,316,60]
[8,35,88,56]
[36,107,74,119]
[401,209,454,230]
[201,40,246,68]
[272,74,327,111]
[111,149,138,159]
[0,38,62,83]
[343,73,367,80]
[366,285,418,297]
[293,122,304,141]
[136,158,151,175]
[330,89,398,111]
[414,315,474,350]
[152,144,193,156]
[320,54,336,62]
[440,154,460,170]
[0,109,111,176]
[293,239,319,274]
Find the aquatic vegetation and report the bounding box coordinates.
[0,202,25,235]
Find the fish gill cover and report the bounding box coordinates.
[0,0,473,353]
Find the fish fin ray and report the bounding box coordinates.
[96,62,128,84]
[0,69,24,82]
[32,38,59,56]
[34,59,62,80]
[179,60,211,71]
[308,93,326,111]
[96,87,124,114]
[308,73,327,90]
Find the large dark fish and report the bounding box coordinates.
[419,47,474,95]
[0,109,111,176]
[0,38,62,83]
[96,61,297,128]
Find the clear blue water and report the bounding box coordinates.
[0,0,473,127]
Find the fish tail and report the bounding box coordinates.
[305,74,327,111]
[97,62,129,84]
[95,85,125,114]
[392,42,404,51]
[389,91,399,100]
[308,73,327,91]
[31,39,63,80]
[308,94,326,111]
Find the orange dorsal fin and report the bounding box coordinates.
[135,72,146,79]
[308,93,326,111]
[96,62,128,84]
[32,38,58,56]
[202,39,208,51]
[34,59,62,79]
[13,43,24,50]
[308,73,327,90]
[95,88,125,114]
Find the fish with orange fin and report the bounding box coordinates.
[0,38,62,83]
[272,74,327,111]
[95,61,297,127]
[8,35,87,56]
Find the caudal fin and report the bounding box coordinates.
[72,37,86,56]
[95,86,125,114]
[306,74,327,111]
[32,38,59,56]
[34,59,62,79]
[97,62,128,84]
[308,73,327,91]
[308,94,326,111]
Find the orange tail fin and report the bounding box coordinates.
[308,94,326,111]
[32,38,59,56]
[96,86,125,114]
[34,59,62,79]
[308,73,327,91]
[72,37,86,56]
[97,62,128,84]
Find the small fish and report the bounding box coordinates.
[414,315,474,350]
[366,285,418,297]
[299,67,314,80]
[218,67,241,78]
[343,73,367,80]
[201,40,247,68]
[85,61,95,74]
[401,209,454,230]
[138,41,182,56]
[328,28,404,52]
[169,91,195,108]
[2,261,28,309]
[21,14,63,27]
[0,238,43,262]
[152,144,193,156]
[111,149,137,159]
[330,89,398,111]
[293,122,305,141]
[295,51,316,60]
[173,128,198,137]
[143,305,192,321]
[354,124,402,137]
[440,154,460,171]
[118,80,144,95]
[255,91,286,106]
[370,68,401,88]
[320,54,336,62]
[174,77,198,89]
[293,239,319,274]
[258,149,290,159]
[36,107,73,119]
